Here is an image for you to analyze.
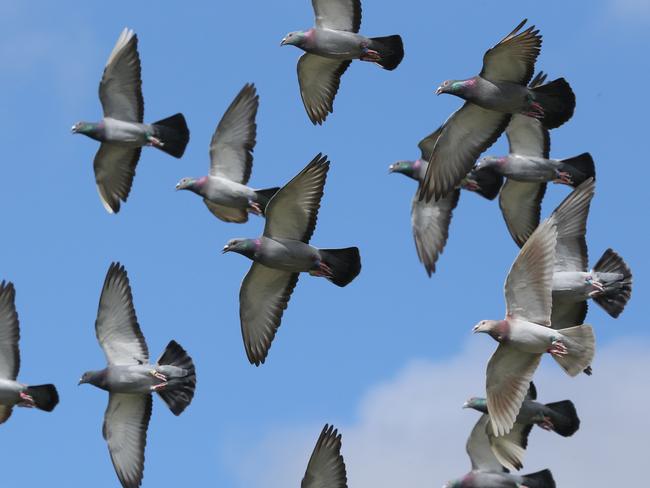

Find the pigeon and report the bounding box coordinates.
[473,182,596,437]
[175,83,280,222]
[0,281,59,424]
[420,20,576,202]
[281,0,404,124]
[465,72,595,247]
[223,154,361,365]
[549,179,632,336]
[302,424,348,488]
[464,382,580,471]
[72,28,190,213]
[79,263,196,488]
[443,407,556,488]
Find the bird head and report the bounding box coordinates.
[475,156,503,170]
[472,320,495,334]
[436,79,474,96]
[463,397,488,413]
[78,370,102,387]
[280,31,306,47]
[175,177,197,191]
[388,160,418,178]
[222,238,260,258]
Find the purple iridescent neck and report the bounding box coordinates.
[489,320,510,343]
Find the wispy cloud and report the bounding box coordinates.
[228,338,650,487]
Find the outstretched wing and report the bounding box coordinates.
[0,281,19,380]
[298,54,351,125]
[312,0,361,32]
[302,424,348,488]
[466,414,505,473]
[93,144,141,214]
[99,28,143,122]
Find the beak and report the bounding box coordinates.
[462,401,470,409]
[222,245,230,254]
[435,86,443,96]
[175,183,181,191]
[388,164,396,174]
[71,125,78,133]
[78,378,83,385]
[472,325,480,334]
[280,37,288,46]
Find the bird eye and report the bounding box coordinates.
[443,81,449,86]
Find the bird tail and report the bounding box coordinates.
[25,384,59,412]
[156,340,196,416]
[463,168,504,200]
[544,400,580,437]
[368,35,404,70]
[319,247,362,287]
[522,469,556,488]
[530,78,576,129]
[152,113,190,158]
[553,325,595,377]
[558,153,596,187]
[592,248,632,318]
[254,187,281,215]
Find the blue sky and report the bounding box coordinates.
[0,0,648,486]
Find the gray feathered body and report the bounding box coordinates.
[454,471,527,487]
[0,379,25,406]
[305,29,370,59]
[553,270,625,301]
[483,155,561,182]
[90,364,189,394]
[255,237,320,272]
[504,319,557,353]
[468,77,531,113]
[88,118,152,147]
[200,176,258,207]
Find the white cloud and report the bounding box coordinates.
[228,338,650,487]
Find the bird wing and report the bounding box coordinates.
[312,0,361,32]
[0,282,19,380]
[419,103,511,202]
[302,424,348,488]
[486,344,542,437]
[506,114,549,158]
[93,144,141,214]
[411,188,460,276]
[203,199,248,223]
[417,127,443,161]
[239,263,300,366]
[264,154,328,243]
[466,413,505,473]
[95,263,149,366]
[479,20,541,84]
[298,54,351,125]
[103,393,151,488]
[504,218,557,326]
[498,180,546,248]
[487,416,533,472]
[0,405,13,424]
[99,28,143,122]
[552,179,594,273]
[208,83,258,184]
[551,297,588,331]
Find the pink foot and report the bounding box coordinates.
[360,47,381,63]
[539,416,555,431]
[523,101,545,119]
[587,278,605,297]
[147,135,164,148]
[19,392,35,408]
[553,170,573,185]
[547,339,568,357]
[150,370,167,382]
[309,262,333,279]
[150,382,168,392]
[248,201,263,216]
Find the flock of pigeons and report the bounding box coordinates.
[0,1,635,487]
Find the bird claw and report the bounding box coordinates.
[150,382,168,392]
[147,135,164,148]
[360,47,381,63]
[587,278,605,296]
[523,101,545,119]
[19,392,35,408]
[150,370,167,382]
[547,339,568,357]
[553,170,573,185]
[539,416,555,431]
[248,201,263,216]
[309,262,333,278]
[461,179,480,192]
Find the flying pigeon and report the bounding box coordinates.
[223,154,361,365]
[72,28,190,213]
[281,0,404,124]
[465,72,595,247]
[175,83,280,222]
[302,424,348,488]
[473,183,596,437]
[0,281,59,424]
[464,382,580,471]
[420,20,576,202]
[79,263,196,488]
[443,407,556,488]
[549,179,632,335]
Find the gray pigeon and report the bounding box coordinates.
[79,263,196,488]
[0,281,59,424]
[175,83,280,222]
[473,183,596,436]
[223,154,361,365]
[467,72,595,247]
[420,20,576,202]
[72,28,190,213]
[464,382,580,471]
[302,424,348,488]
[549,179,632,336]
[443,408,556,488]
[281,0,404,124]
